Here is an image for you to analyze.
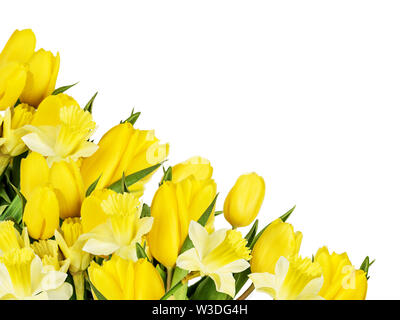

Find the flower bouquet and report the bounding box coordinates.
[0,29,372,300]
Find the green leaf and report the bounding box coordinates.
[120,172,130,194]
[140,203,151,218]
[191,276,231,300]
[250,205,296,249]
[85,174,102,197]
[88,279,107,300]
[0,187,11,204]
[214,210,223,216]
[360,256,375,280]
[159,166,172,185]
[136,242,150,261]
[156,264,167,287]
[84,92,98,113]
[52,82,78,95]
[11,151,28,188]
[160,280,184,300]
[108,162,163,193]
[244,219,258,245]
[0,194,23,224]
[122,108,141,126]
[170,194,219,300]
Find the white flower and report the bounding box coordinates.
[176,221,251,297]
[249,256,324,300]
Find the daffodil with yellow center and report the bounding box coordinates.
[31,239,69,273]
[249,256,324,300]
[176,221,251,297]
[314,246,367,300]
[88,255,165,300]
[21,98,97,165]
[0,248,72,300]
[81,192,153,261]
[0,221,30,256]
[0,104,35,174]
[54,218,91,300]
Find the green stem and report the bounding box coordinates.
[166,267,173,291]
[72,271,85,300]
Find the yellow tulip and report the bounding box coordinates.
[251,219,302,274]
[0,62,27,110]
[148,176,217,268]
[224,173,265,228]
[88,255,165,300]
[20,152,85,219]
[49,160,85,219]
[80,122,169,194]
[20,49,60,107]
[172,156,213,183]
[0,29,36,66]
[23,185,60,240]
[81,189,115,233]
[314,246,368,300]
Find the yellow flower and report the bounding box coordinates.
[0,29,35,110]
[80,122,169,194]
[21,96,97,165]
[0,221,30,255]
[19,49,60,107]
[249,256,324,300]
[54,218,91,300]
[0,29,59,109]
[23,185,60,240]
[0,247,72,300]
[20,152,85,219]
[176,221,251,297]
[250,219,302,274]
[81,192,153,261]
[314,246,368,300]
[148,176,217,268]
[31,239,69,273]
[80,189,115,233]
[88,255,165,300]
[223,173,265,228]
[171,156,213,183]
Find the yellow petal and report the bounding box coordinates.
[20,152,50,200]
[0,29,36,66]
[0,62,27,110]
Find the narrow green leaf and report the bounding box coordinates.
[136,243,150,261]
[360,256,375,280]
[52,82,78,95]
[0,187,11,204]
[159,166,172,186]
[245,219,258,244]
[160,280,184,300]
[214,210,223,216]
[122,108,141,126]
[191,276,230,300]
[156,264,167,287]
[85,174,102,197]
[120,172,130,194]
[84,92,98,113]
[88,279,107,300]
[280,205,296,222]
[11,151,28,188]
[0,195,23,224]
[140,203,151,218]
[108,162,163,193]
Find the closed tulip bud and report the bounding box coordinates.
[88,255,165,300]
[49,160,85,219]
[224,173,265,228]
[0,29,36,66]
[148,177,216,268]
[80,122,169,194]
[0,62,27,110]
[20,49,60,107]
[23,185,60,240]
[21,152,85,219]
[314,246,368,300]
[172,156,213,183]
[251,219,302,274]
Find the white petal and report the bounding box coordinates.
[116,245,138,261]
[21,133,55,156]
[296,276,325,300]
[83,238,120,256]
[30,256,45,293]
[134,217,153,241]
[188,220,209,259]
[204,229,227,257]
[70,141,98,159]
[176,248,201,272]
[248,272,277,299]
[0,263,14,298]
[46,283,73,300]
[218,259,250,273]
[274,256,290,288]
[209,272,236,298]
[38,271,68,292]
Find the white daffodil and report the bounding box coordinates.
[81,192,153,261]
[249,256,324,300]
[0,221,30,256]
[176,221,251,297]
[0,248,73,300]
[21,105,98,166]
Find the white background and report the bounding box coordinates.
[1,0,398,299]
